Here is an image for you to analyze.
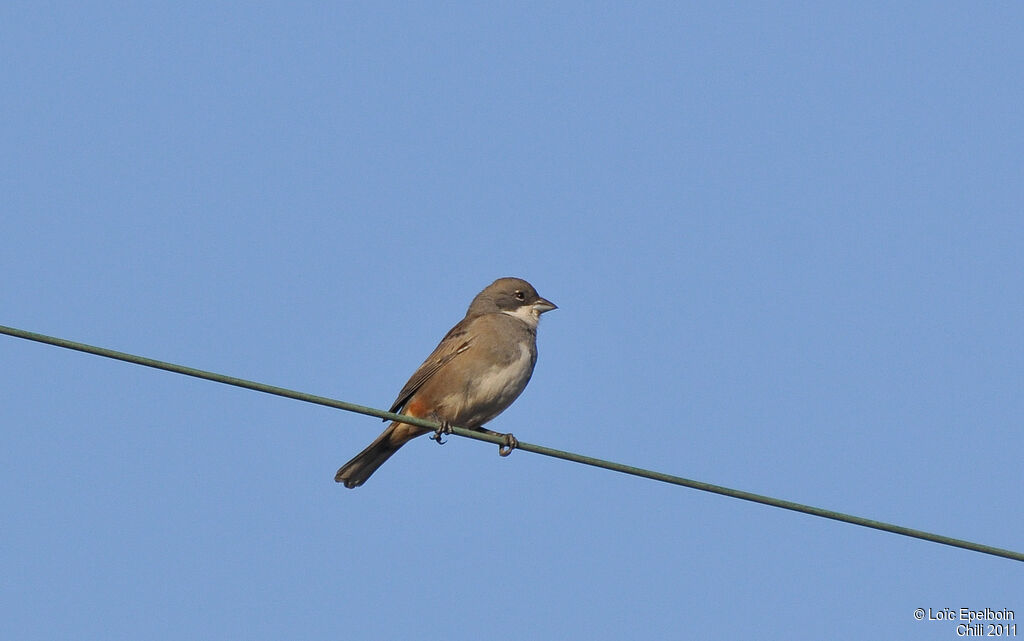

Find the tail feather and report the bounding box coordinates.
[335,422,419,488]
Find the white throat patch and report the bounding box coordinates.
[501,305,541,329]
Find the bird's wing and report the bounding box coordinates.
[387,316,476,415]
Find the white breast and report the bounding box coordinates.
[476,342,534,401]
[447,341,535,427]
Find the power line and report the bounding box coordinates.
[2,323,1021,563]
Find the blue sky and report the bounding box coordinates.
[2,3,1021,639]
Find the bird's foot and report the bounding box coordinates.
[430,420,453,445]
[498,433,518,457]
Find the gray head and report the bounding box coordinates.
[467,277,557,320]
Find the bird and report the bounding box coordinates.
[335,277,557,488]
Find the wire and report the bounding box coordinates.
[2,323,1021,563]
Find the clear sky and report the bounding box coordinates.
[2,3,1021,640]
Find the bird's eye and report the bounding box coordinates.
[514,290,525,300]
